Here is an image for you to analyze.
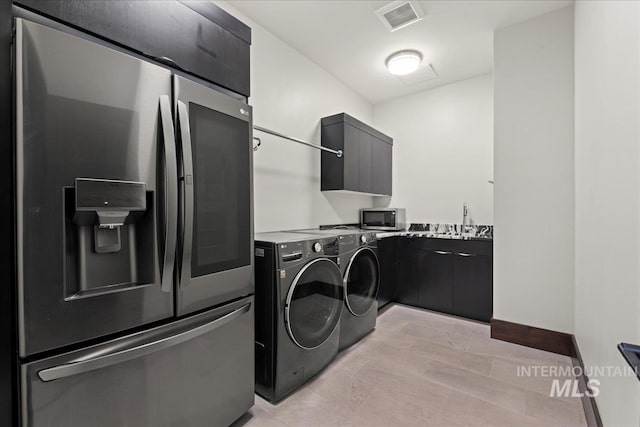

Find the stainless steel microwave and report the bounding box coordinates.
[360,208,406,231]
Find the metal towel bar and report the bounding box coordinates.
[252,125,343,158]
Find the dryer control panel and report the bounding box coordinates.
[277,237,338,268]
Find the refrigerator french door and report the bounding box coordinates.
[16,17,176,357]
[15,16,255,426]
[174,75,254,315]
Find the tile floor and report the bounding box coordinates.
[233,304,587,427]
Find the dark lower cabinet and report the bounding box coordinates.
[453,254,493,322]
[394,237,493,322]
[418,251,454,313]
[396,239,420,307]
[377,237,397,309]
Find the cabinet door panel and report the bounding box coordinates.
[343,124,360,191]
[377,237,397,309]
[396,240,419,307]
[381,142,392,196]
[418,251,454,313]
[320,124,345,190]
[453,255,493,322]
[358,131,372,193]
[371,138,392,196]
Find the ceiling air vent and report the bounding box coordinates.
[375,1,425,32]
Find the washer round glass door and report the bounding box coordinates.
[344,247,380,316]
[285,258,344,349]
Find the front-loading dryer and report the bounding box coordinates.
[254,232,343,402]
[292,229,380,351]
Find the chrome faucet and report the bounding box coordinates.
[462,203,468,236]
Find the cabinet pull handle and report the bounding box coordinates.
[434,250,452,255]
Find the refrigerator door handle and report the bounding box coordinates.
[177,100,194,289]
[37,302,251,382]
[159,95,179,293]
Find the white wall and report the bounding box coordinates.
[216,1,375,233]
[493,7,575,334]
[574,1,640,425]
[373,74,494,225]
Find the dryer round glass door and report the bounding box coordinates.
[285,258,344,349]
[344,247,380,316]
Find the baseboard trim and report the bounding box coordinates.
[490,318,602,427]
[490,318,576,357]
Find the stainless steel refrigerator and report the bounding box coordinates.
[15,17,254,426]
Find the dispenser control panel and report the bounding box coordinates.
[75,178,146,211]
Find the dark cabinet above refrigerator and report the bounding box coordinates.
[321,113,393,196]
[13,0,251,97]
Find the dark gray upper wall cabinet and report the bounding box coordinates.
[13,0,251,97]
[321,113,393,196]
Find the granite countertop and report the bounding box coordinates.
[376,223,493,241]
[376,231,493,241]
[317,223,493,241]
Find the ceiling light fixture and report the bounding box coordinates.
[386,50,422,76]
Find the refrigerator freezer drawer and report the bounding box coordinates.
[21,296,255,427]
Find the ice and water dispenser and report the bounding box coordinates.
[64,178,155,298]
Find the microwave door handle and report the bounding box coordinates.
[177,101,194,289]
[37,302,251,382]
[159,95,178,293]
